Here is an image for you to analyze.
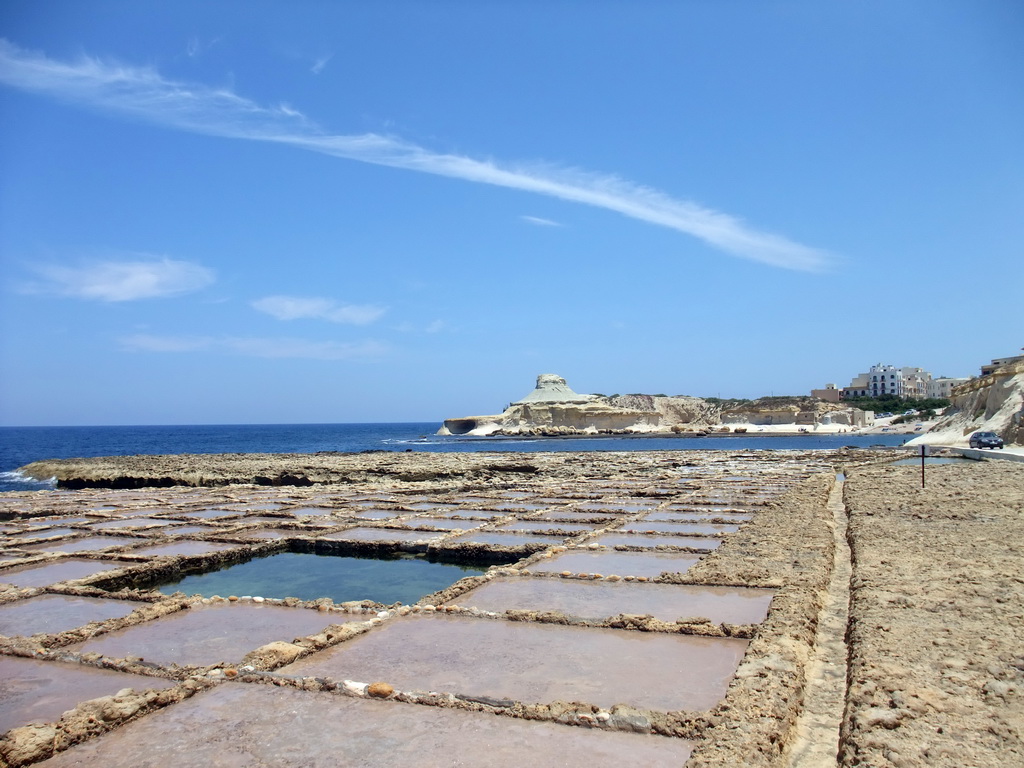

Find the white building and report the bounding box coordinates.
[927,377,970,399]
[842,363,933,400]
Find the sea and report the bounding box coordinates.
[0,423,913,494]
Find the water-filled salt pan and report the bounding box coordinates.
[70,602,347,667]
[618,521,741,535]
[16,536,142,554]
[0,558,138,588]
[0,594,146,637]
[352,509,405,520]
[527,551,701,578]
[433,508,510,519]
[594,533,722,550]
[174,509,243,520]
[88,518,175,530]
[645,510,753,522]
[25,517,94,528]
[459,578,774,624]
[128,541,239,557]
[400,518,484,531]
[158,552,484,604]
[321,528,447,543]
[283,614,747,712]
[35,684,694,767]
[9,528,80,542]
[0,656,175,735]
[496,521,599,532]
[575,502,655,512]
[233,528,308,540]
[448,532,565,547]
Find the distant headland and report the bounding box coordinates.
[437,374,874,438]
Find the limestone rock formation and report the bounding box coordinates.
[908,357,1024,447]
[720,397,872,429]
[438,375,719,436]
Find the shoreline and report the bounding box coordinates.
[436,430,913,442]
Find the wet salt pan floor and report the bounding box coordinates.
[458,578,774,624]
[526,550,702,578]
[0,656,176,736]
[70,602,351,668]
[283,614,748,712]
[0,594,146,637]
[35,684,694,767]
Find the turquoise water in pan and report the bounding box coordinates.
[157,552,486,605]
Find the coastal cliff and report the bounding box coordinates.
[908,358,1024,447]
[720,396,872,429]
[438,374,718,436]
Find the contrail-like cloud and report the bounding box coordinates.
[0,39,831,271]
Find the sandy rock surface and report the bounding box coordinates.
[842,461,1024,767]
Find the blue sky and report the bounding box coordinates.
[1,1,1021,426]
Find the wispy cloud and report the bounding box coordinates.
[521,215,562,227]
[395,319,447,334]
[185,36,221,59]
[311,54,333,75]
[0,39,831,271]
[251,295,386,325]
[27,257,214,301]
[120,333,387,360]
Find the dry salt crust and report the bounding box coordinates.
[0,447,959,767]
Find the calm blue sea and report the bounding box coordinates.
[0,423,911,493]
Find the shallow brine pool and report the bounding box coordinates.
[157,551,486,604]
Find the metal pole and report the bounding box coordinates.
[920,444,926,488]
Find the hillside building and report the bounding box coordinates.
[841,364,934,400]
[927,377,970,399]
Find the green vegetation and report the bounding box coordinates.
[703,397,752,409]
[842,395,950,414]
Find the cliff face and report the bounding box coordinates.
[720,397,869,427]
[438,375,719,436]
[909,361,1024,447]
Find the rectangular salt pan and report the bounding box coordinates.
[36,683,693,767]
[433,509,511,519]
[399,518,485,531]
[0,656,175,735]
[69,602,348,667]
[618,521,741,536]
[459,578,775,624]
[127,541,239,557]
[25,517,95,528]
[88,518,175,530]
[175,509,244,519]
[231,528,306,540]
[321,528,447,543]
[495,521,600,533]
[0,558,138,588]
[282,614,747,712]
[448,532,566,547]
[644,510,753,522]
[352,509,406,519]
[527,551,701,578]
[0,593,146,637]
[593,534,722,550]
[15,536,142,554]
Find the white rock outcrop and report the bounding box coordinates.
[908,359,1024,447]
[438,375,717,436]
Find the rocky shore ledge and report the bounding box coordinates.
[17,448,863,492]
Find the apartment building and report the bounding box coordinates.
[841,363,934,400]
[927,377,970,399]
